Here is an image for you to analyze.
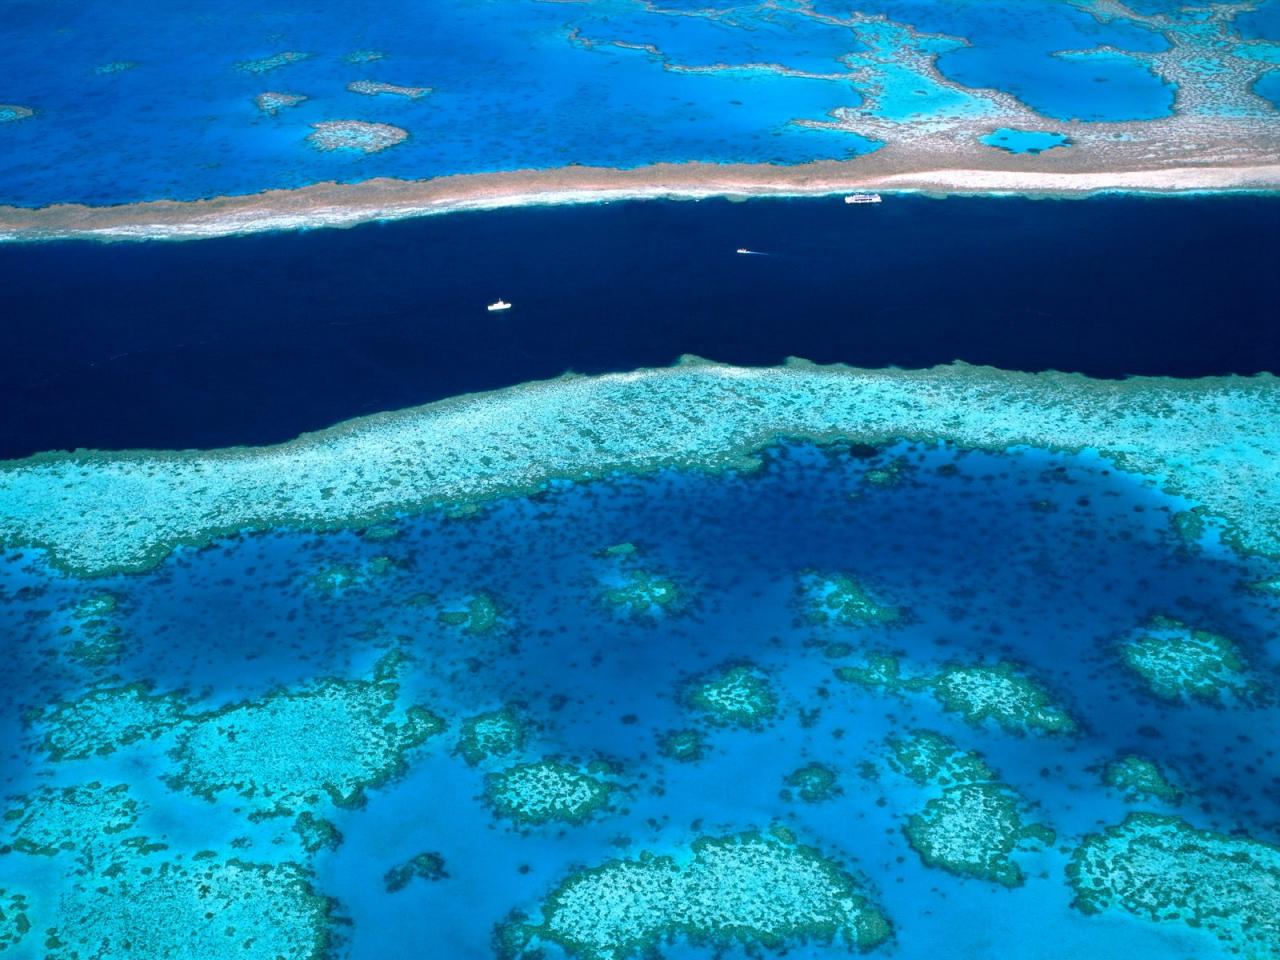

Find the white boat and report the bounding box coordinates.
[736,248,751,254]
[487,299,512,312]
[844,193,882,204]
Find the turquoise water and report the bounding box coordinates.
[0,0,1270,206]
[2,440,1278,959]
[980,128,1072,153]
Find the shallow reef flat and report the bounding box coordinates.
[499,829,891,959]
[5,359,1279,578]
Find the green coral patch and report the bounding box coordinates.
[683,664,778,729]
[600,569,682,620]
[837,657,1076,736]
[799,572,901,627]
[166,654,442,814]
[1068,813,1280,958]
[502,830,891,959]
[36,682,189,761]
[657,728,707,763]
[1118,616,1259,704]
[436,592,505,634]
[456,707,527,766]
[1102,755,1183,805]
[0,888,31,951]
[782,762,841,803]
[904,783,1052,888]
[384,851,448,892]
[46,852,332,960]
[886,730,995,787]
[484,759,614,826]
[5,782,140,857]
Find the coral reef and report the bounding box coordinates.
[1117,616,1260,704]
[0,888,30,951]
[236,51,310,74]
[255,91,307,115]
[347,81,431,99]
[683,663,778,729]
[46,851,333,960]
[1068,813,1280,958]
[8,362,1280,578]
[166,653,442,816]
[799,571,901,627]
[35,682,188,761]
[657,728,707,763]
[782,762,841,803]
[456,707,527,766]
[4,782,140,856]
[1102,755,1182,804]
[885,731,1053,887]
[839,656,1076,736]
[484,759,615,826]
[384,851,448,892]
[499,829,891,959]
[292,812,343,855]
[307,120,408,153]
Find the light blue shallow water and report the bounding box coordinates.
[980,127,1072,153]
[2,441,1277,958]
[1,0,1265,206]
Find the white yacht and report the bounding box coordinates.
[844,193,882,204]
[487,299,512,312]
[736,248,751,254]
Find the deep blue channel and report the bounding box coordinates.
[4,193,1279,458]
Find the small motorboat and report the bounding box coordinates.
[736,248,751,254]
[487,299,512,312]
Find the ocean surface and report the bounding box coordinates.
[4,194,1280,458]
[2,0,1274,205]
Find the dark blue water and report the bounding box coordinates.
[4,194,1279,458]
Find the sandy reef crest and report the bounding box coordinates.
[0,154,1278,242]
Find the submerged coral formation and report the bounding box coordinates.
[307,120,408,153]
[384,851,448,892]
[1117,616,1260,704]
[500,829,891,959]
[886,731,1053,887]
[484,759,614,826]
[799,571,901,627]
[292,812,343,855]
[783,762,841,803]
[435,591,505,635]
[456,707,527,766]
[656,728,708,763]
[347,80,431,99]
[600,568,681,620]
[839,656,1076,736]
[683,663,778,729]
[0,105,34,123]
[6,362,1280,578]
[36,681,188,761]
[63,590,126,666]
[905,783,1054,887]
[0,889,30,951]
[5,782,140,856]
[255,91,308,115]
[46,851,333,960]
[236,51,310,74]
[1068,814,1280,958]
[1102,755,1182,805]
[166,653,442,816]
